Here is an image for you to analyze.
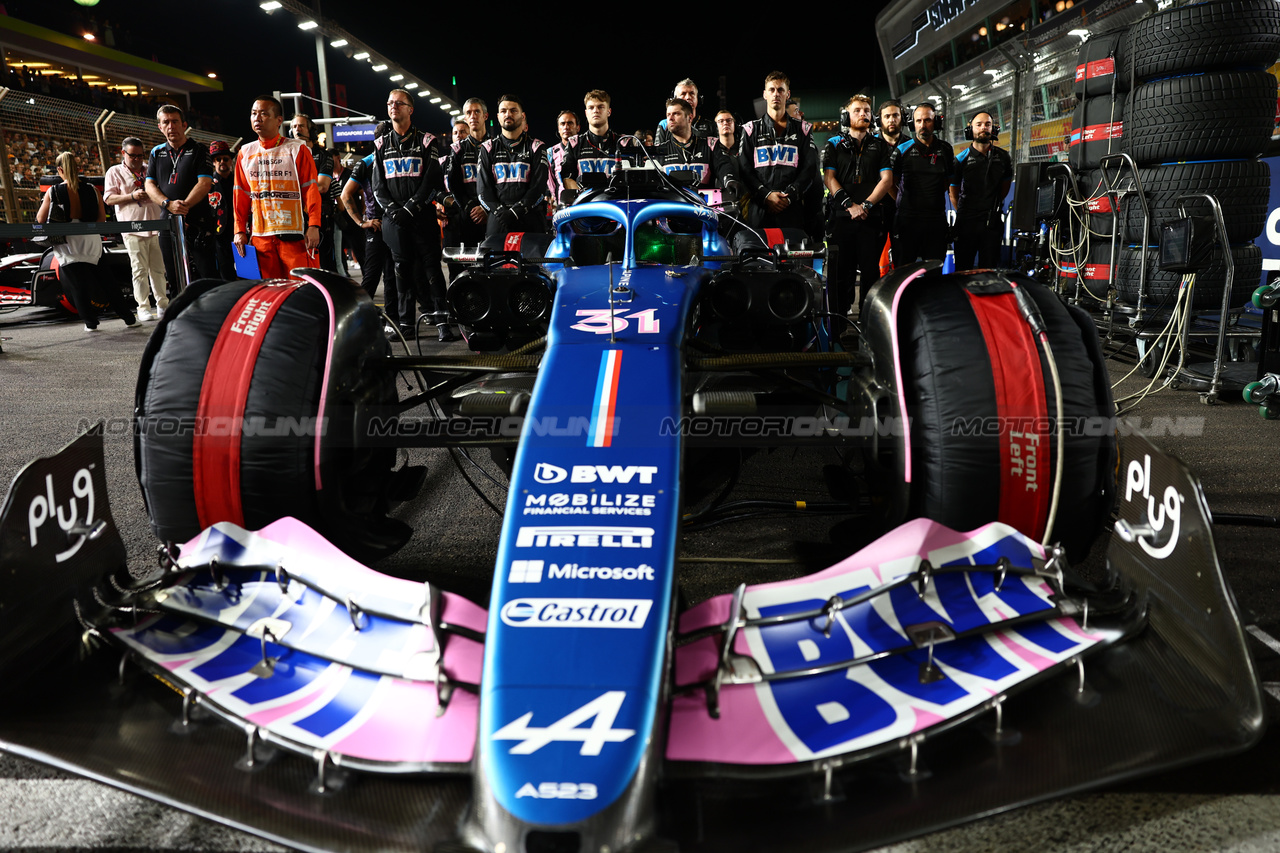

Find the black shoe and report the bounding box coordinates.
[436,324,457,343]
[398,324,416,340]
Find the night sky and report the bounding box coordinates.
[7,0,891,143]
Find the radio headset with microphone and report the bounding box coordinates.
[963,112,1001,141]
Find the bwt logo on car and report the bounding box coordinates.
[1124,453,1184,560]
[515,526,654,549]
[533,463,658,485]
[500,598,652,628]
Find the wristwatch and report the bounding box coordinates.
[161,198,170,211]
[860,200,875,212]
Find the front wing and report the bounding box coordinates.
[0,427,1264,852]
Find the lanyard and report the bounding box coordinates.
[166,143,183,185]
[581,131,615,158]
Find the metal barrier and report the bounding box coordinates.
[0,88,237,225]
[0,216,192,294]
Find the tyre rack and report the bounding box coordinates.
[1093,191,1259,406]
[1164,192,1245,404]
[1098,153,1151,320]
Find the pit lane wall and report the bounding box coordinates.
[877,0,1280,295]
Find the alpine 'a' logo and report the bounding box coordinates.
[492,691,634,755]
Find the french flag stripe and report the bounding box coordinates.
[589,349,622,447]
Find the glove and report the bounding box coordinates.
[721,178,743,203]
[493,206,518,231]
[559,187,579,206]
[402,199,424,218]
[385,205,412,226]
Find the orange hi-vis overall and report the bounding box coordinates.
[233,136,323,279]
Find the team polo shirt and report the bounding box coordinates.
[951,144,1014,221]
[893,137,955,219]
[146,137,214,220]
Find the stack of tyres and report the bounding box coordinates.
[1069,28,1128,171]
[1116,0,1280,308]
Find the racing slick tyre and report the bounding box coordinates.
[1074,28,1130,98]
[1120,160,1270,246]
[134,272,411,562]
[885,270,1115,561]
[1114,242,1262,310]
[1126,71,1276,166]
[1068,96,1125,171]
[1128,0,1280,82]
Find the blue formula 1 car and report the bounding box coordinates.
[0,164,1264,853]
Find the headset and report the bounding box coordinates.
[874,99,906,131]
[963,111,1001,141]
[839,99,880,133]
[906,103,941,133]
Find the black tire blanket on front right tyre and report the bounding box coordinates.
[133,273,410,562]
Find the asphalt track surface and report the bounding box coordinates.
[2,287,1280,853]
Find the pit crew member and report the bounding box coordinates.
[875,99,908,261]
[654,78,715,145]
[892,103,954,263]
[289,113,336,271]
[372,87,452,342]
[877,99,909,147]
[446,98,491,249]
[652,98,733,190]
[546,109,578,211]
[949,111,1013,270]
[341,124,399,326]
[715,109,739,157]
[735,71,816,250]
[477,94,548,240]
[823,94,894,318]
[560,90,640,200]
